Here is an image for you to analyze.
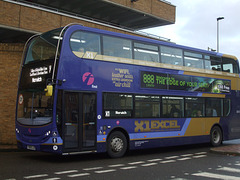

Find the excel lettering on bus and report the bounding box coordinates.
[134,120,181,132]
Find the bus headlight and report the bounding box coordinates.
[16,128,20,134]
[45,130,51,137]
[53,145,58,151]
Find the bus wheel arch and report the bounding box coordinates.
[106,128,129,158]
[210,125,223,147]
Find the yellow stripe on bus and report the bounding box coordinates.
[184,117,220,136]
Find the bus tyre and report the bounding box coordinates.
[210,126,223,147]
[107,131,127,158]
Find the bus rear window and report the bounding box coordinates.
[222,57,239,73]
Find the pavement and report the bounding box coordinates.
[1,140,240,155]
[0,144,20,152]
[210,139,240,156]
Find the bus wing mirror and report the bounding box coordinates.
[45,85,53,96]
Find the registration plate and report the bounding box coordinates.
[27,145,36,151]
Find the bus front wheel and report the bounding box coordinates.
[210,126,223,147]
[107,131,127,158]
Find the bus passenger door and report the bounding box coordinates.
[82,93,97,150]
[63,92,96,153]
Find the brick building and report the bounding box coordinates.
[0,0,175,145]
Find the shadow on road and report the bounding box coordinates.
[21,143,211,163]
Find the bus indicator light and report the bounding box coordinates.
[52,138,57,143]
[18,94,24,105]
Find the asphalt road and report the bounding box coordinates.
[1,143,240,180]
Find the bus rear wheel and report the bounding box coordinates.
[107,131,127,158]
[210,126,223,147]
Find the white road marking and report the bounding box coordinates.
[43,178,60,180]
[55,170,78,175]
[218,167,240,173]
[147,158,162,162]
[177,157,192,161]
[193,155,207,158]
[94,169,116,174]
[108,164,125,168]
[141,163,158,167]
[192,172,240,180]
[68,173,90,177]
[165,156,179,159]
[194,152,207,155]
[128,161,145,165]
[24,174,48,179]
[181,154,193,157]
[235,163,240,166]
[120,166,137,170]
[83,167,103,171]
[160,160,176,164]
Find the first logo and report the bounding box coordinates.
[82,72,94,85]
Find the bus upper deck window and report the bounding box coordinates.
[184,52,204,69]
[134,42,159,63]
[160,46,183,66]
[222,57,239,74]
[70,31,101,55]
[103,36,132,59]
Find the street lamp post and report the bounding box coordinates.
[217,17,224,52]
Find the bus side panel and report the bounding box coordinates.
[129,135,210,150]
[223,90,240,140]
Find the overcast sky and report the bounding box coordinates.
[143,0,240,60]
